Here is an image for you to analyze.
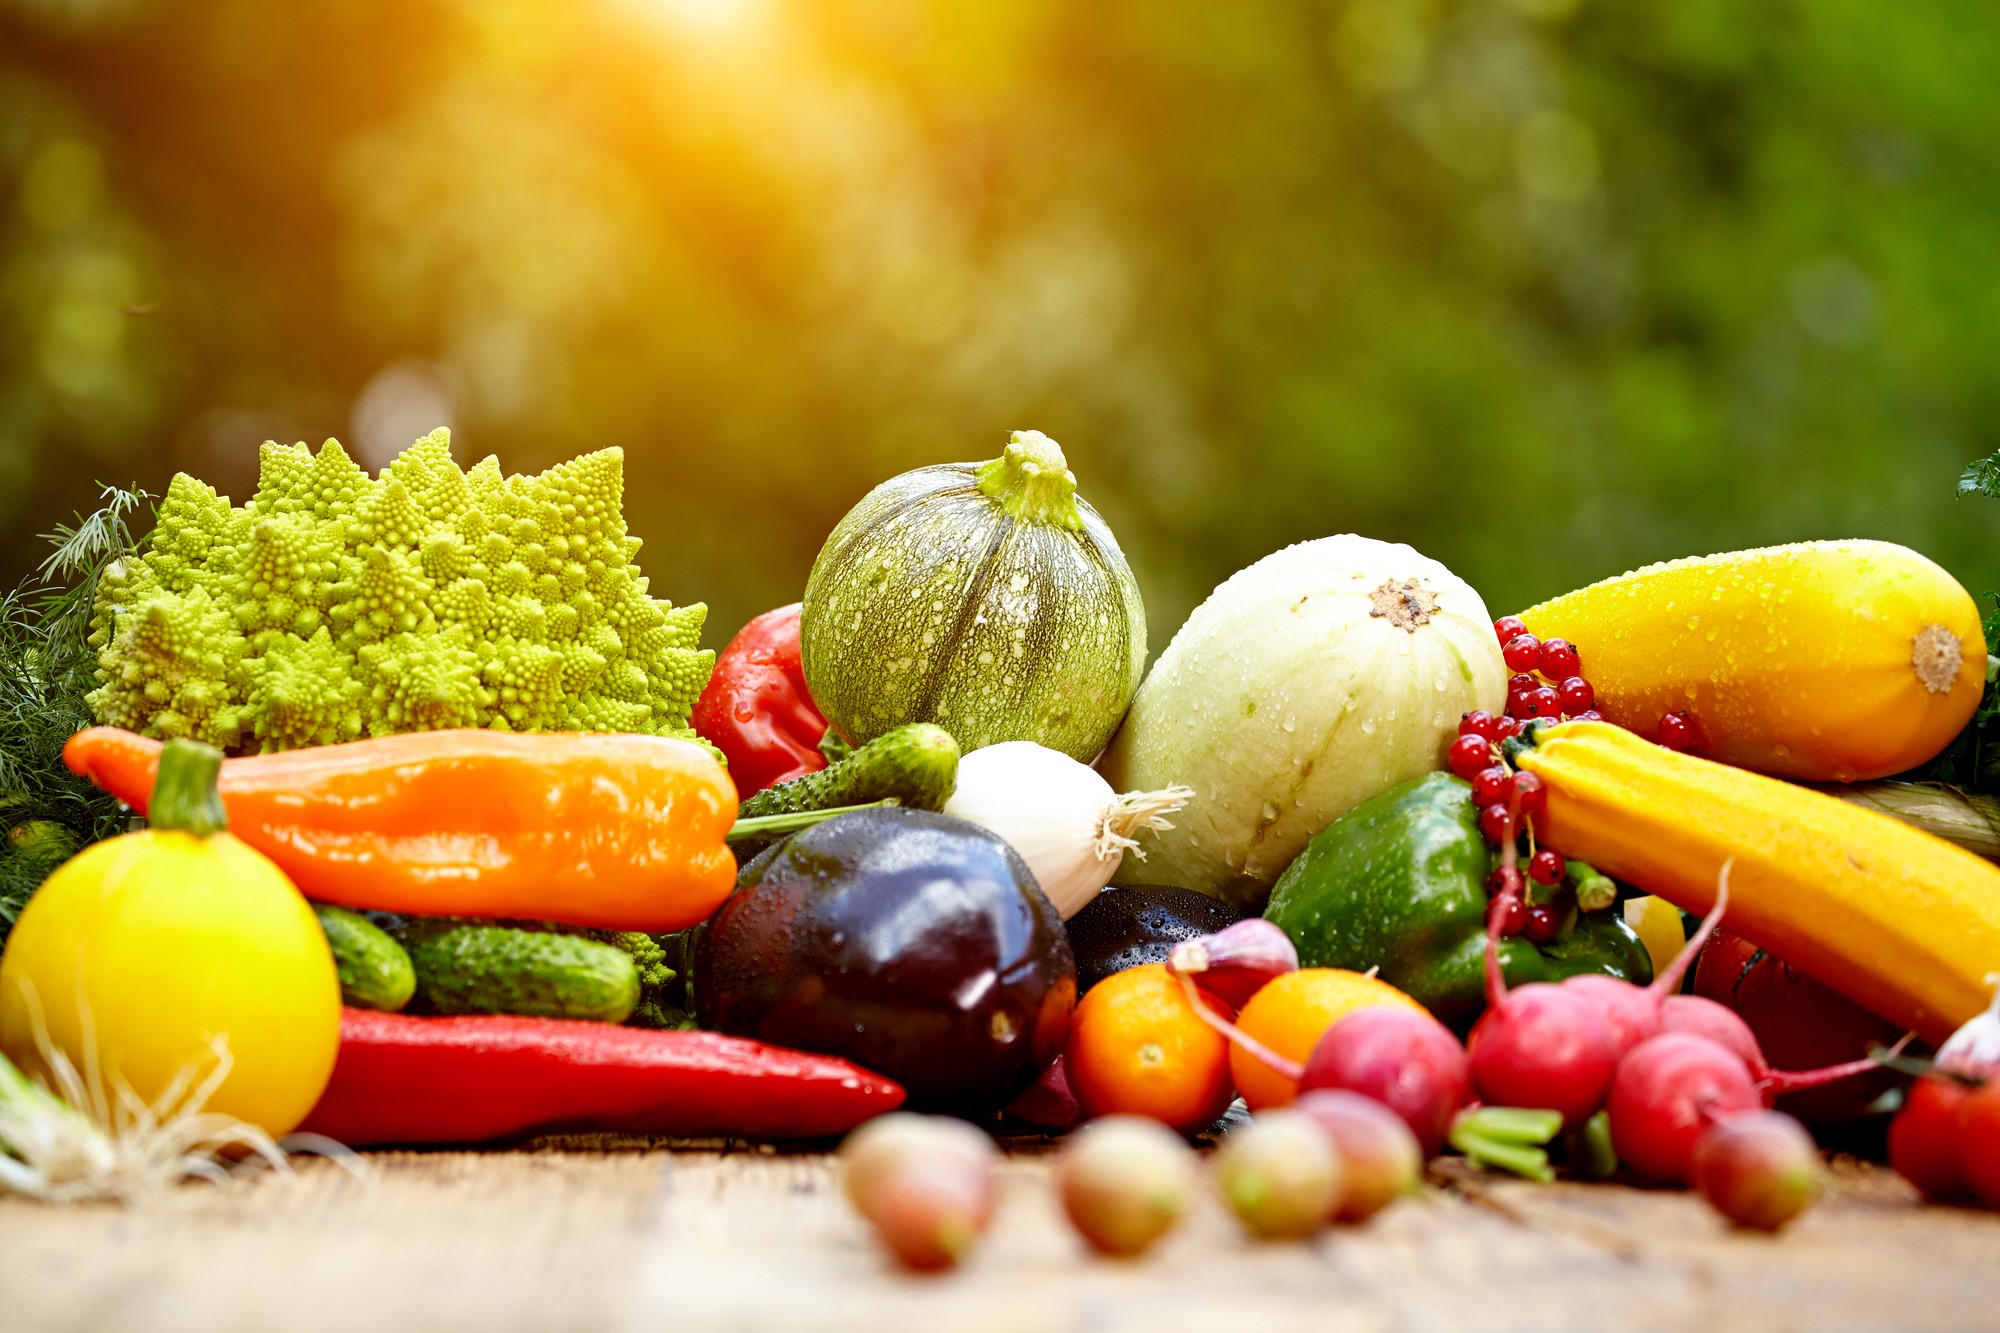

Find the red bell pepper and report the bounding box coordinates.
[690,603,831,796]
[300,1009,906,1146]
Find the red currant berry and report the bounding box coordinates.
[1528,848,1566,886]
[1538,638,1580,679]
[1478,802,1514,844]
[1658,711,1699,752]
[1502,634,1542,672]
[1487,865,1525,898]
[1527,685,1563,718]
[1447,734,1492,779]
[1491,714,1518,740]
[1472,765,1513,806]
[1512,770,1547,817]
[1576,709,1602,723]
[1494,892,1531,937]
[1459,709,1501,742]
[1522,904,1560,943]
[1493,616,1528,645]
[1558,676,1594,715]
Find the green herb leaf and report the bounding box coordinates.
[1961,451,2000,500]
[0,484,152,941]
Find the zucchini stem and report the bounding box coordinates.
[975,431,1085,530]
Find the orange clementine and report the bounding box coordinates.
[1230,968,1425,1110]
[1065,964,1234,1132]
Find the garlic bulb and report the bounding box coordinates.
[942,742,1192,918]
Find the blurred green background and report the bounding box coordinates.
[2,0,1996,654]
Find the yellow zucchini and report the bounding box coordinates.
[1519,540,1985,781]
[1515,719,2000,1043]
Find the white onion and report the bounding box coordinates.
[943,741,1192,918]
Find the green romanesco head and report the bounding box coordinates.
[87,427,715,753]
[590,930,688,1029]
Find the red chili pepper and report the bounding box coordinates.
[690,603,830,796]
[300,1009,906,1146]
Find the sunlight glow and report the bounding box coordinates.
[622,0,767,37]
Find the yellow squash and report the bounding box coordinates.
[1520,540,1985,781]
[0,740,340,1137]
[1516,719,2000,1044]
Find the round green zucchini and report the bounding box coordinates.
[801,431,1146,761]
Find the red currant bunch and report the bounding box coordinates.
[1489,616,1601,729]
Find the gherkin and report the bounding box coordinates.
[86,429,713,753]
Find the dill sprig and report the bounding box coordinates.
[0,484,153,940]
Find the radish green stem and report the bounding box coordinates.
[1450,1107,1562,1181]
[1759,1031,1915,1096]
[1575,1110,1618,1179]
[1464,1106,1563,1144]
[1655,860,1731,995]
[1449,1107,1561,1182]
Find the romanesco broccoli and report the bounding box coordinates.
[590,930,690,1029]
[87,429,714,752]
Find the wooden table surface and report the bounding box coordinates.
[4,1138,1998,1333]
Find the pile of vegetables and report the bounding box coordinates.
[8,423,2000,1259]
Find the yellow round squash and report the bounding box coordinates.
[0,740,340,1137]
[1520,539,1985,781]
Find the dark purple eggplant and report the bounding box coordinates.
[693,807,1075,1112]
[1066,886,1242,994]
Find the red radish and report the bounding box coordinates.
[1468,983,1617,1127]
[1560,974,1666,1056]
[1660,994,1765,1070]
[1469,843,1731,1128]
[1467,822,1616,1125]
[1294,1089,1423,1222]
[1691,1110,1821,1231]
[1554,865,1732,1059]
[1662,992,1910,1105]
[1954,1079,2000,1208]
[1607,1032,1761,1183]
[1299,1005,1471,1157]
[1889,1075,1976,1201]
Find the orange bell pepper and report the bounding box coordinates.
[64,727,739,932]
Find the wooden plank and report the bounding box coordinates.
[3,1144,1998,1332]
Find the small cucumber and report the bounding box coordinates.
[406,923,640,1023]
[314,903,416,1012]
[735,722,959,853]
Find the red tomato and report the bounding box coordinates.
[1889,1076,1972,1202]
[1956,1080,2000,1208]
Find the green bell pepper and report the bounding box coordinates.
[1263,770,1651,1030]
